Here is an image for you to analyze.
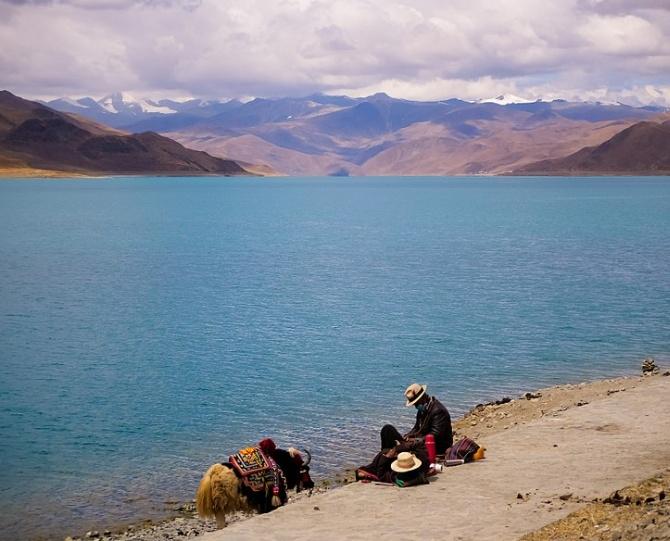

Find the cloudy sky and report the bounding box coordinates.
[1,0,669,104]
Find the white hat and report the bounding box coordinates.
[405,383,427,406]
[391,452,422,473]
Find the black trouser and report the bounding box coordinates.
[378,424,431,475]
[380,424,405,450]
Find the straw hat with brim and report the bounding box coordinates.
[391,452,422,473]
[405,383,427,406]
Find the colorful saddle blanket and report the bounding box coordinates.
[229,446,284,493]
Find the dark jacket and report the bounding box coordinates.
[406,396,453,454]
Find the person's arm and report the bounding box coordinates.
[427,407,449,436]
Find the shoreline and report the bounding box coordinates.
[3,172,670,181]
[202,365,670,540]
[0,170,257,179]
[61,363,669,541]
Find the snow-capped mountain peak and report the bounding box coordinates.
[46,93,242,129]
[99,94,120,114]
[58,97,87,108]
[98,92,177,114]
[479,94,536,105]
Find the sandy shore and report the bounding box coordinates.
[65,367,670,541]
[0,166,90,178]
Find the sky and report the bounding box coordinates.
[1,0,669,105]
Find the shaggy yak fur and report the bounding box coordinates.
[196,446,312,528]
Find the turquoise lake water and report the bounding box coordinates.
[1,176,669,540]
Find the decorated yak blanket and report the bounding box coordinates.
[229,446,287,497]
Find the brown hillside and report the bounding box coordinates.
[514,120,670,175]
[0,90,120,137]
[171,107,641,176]
[360,118,632,175]
[0,91,249,176]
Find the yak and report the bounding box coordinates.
[196,438,314,528]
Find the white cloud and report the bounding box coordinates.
[335,76,526,103]
[578,14,666,56]
[1,0,669,104]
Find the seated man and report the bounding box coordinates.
[356,383,452,482]
[381,383,453,456]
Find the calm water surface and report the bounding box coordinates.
[1,176,669,540]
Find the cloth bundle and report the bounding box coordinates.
[444,437,480,463]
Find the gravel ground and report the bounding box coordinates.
[63,489,332,541]
[520,469,670,541]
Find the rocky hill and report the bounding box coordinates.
[0,91,250,176]
[513,120,670,175]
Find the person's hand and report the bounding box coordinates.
[384,447,399,459]
[356,468,377,481]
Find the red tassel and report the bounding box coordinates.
[271,485,281,507]
[258,438,277,455]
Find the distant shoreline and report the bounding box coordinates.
[0,169,257,179]
[2,171,670,180]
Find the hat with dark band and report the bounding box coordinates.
[404,383,427,406]
[391,451,422,472]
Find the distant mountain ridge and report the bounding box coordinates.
[46,91,666,130]
[43,91,669,176]
[0,91,250,176]
[45,92,244,130]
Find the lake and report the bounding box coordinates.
[1,176,669,540]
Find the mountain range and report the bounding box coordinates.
[45,92,244,132]
[0,91,249,176]
[44,92,668,176]
[1,90,666,177]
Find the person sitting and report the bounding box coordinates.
[356,444,429,484]
[356,383,452,482]
[390,451,429,487]
[381,383,453,456]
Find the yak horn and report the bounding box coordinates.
[302,449,312,466]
